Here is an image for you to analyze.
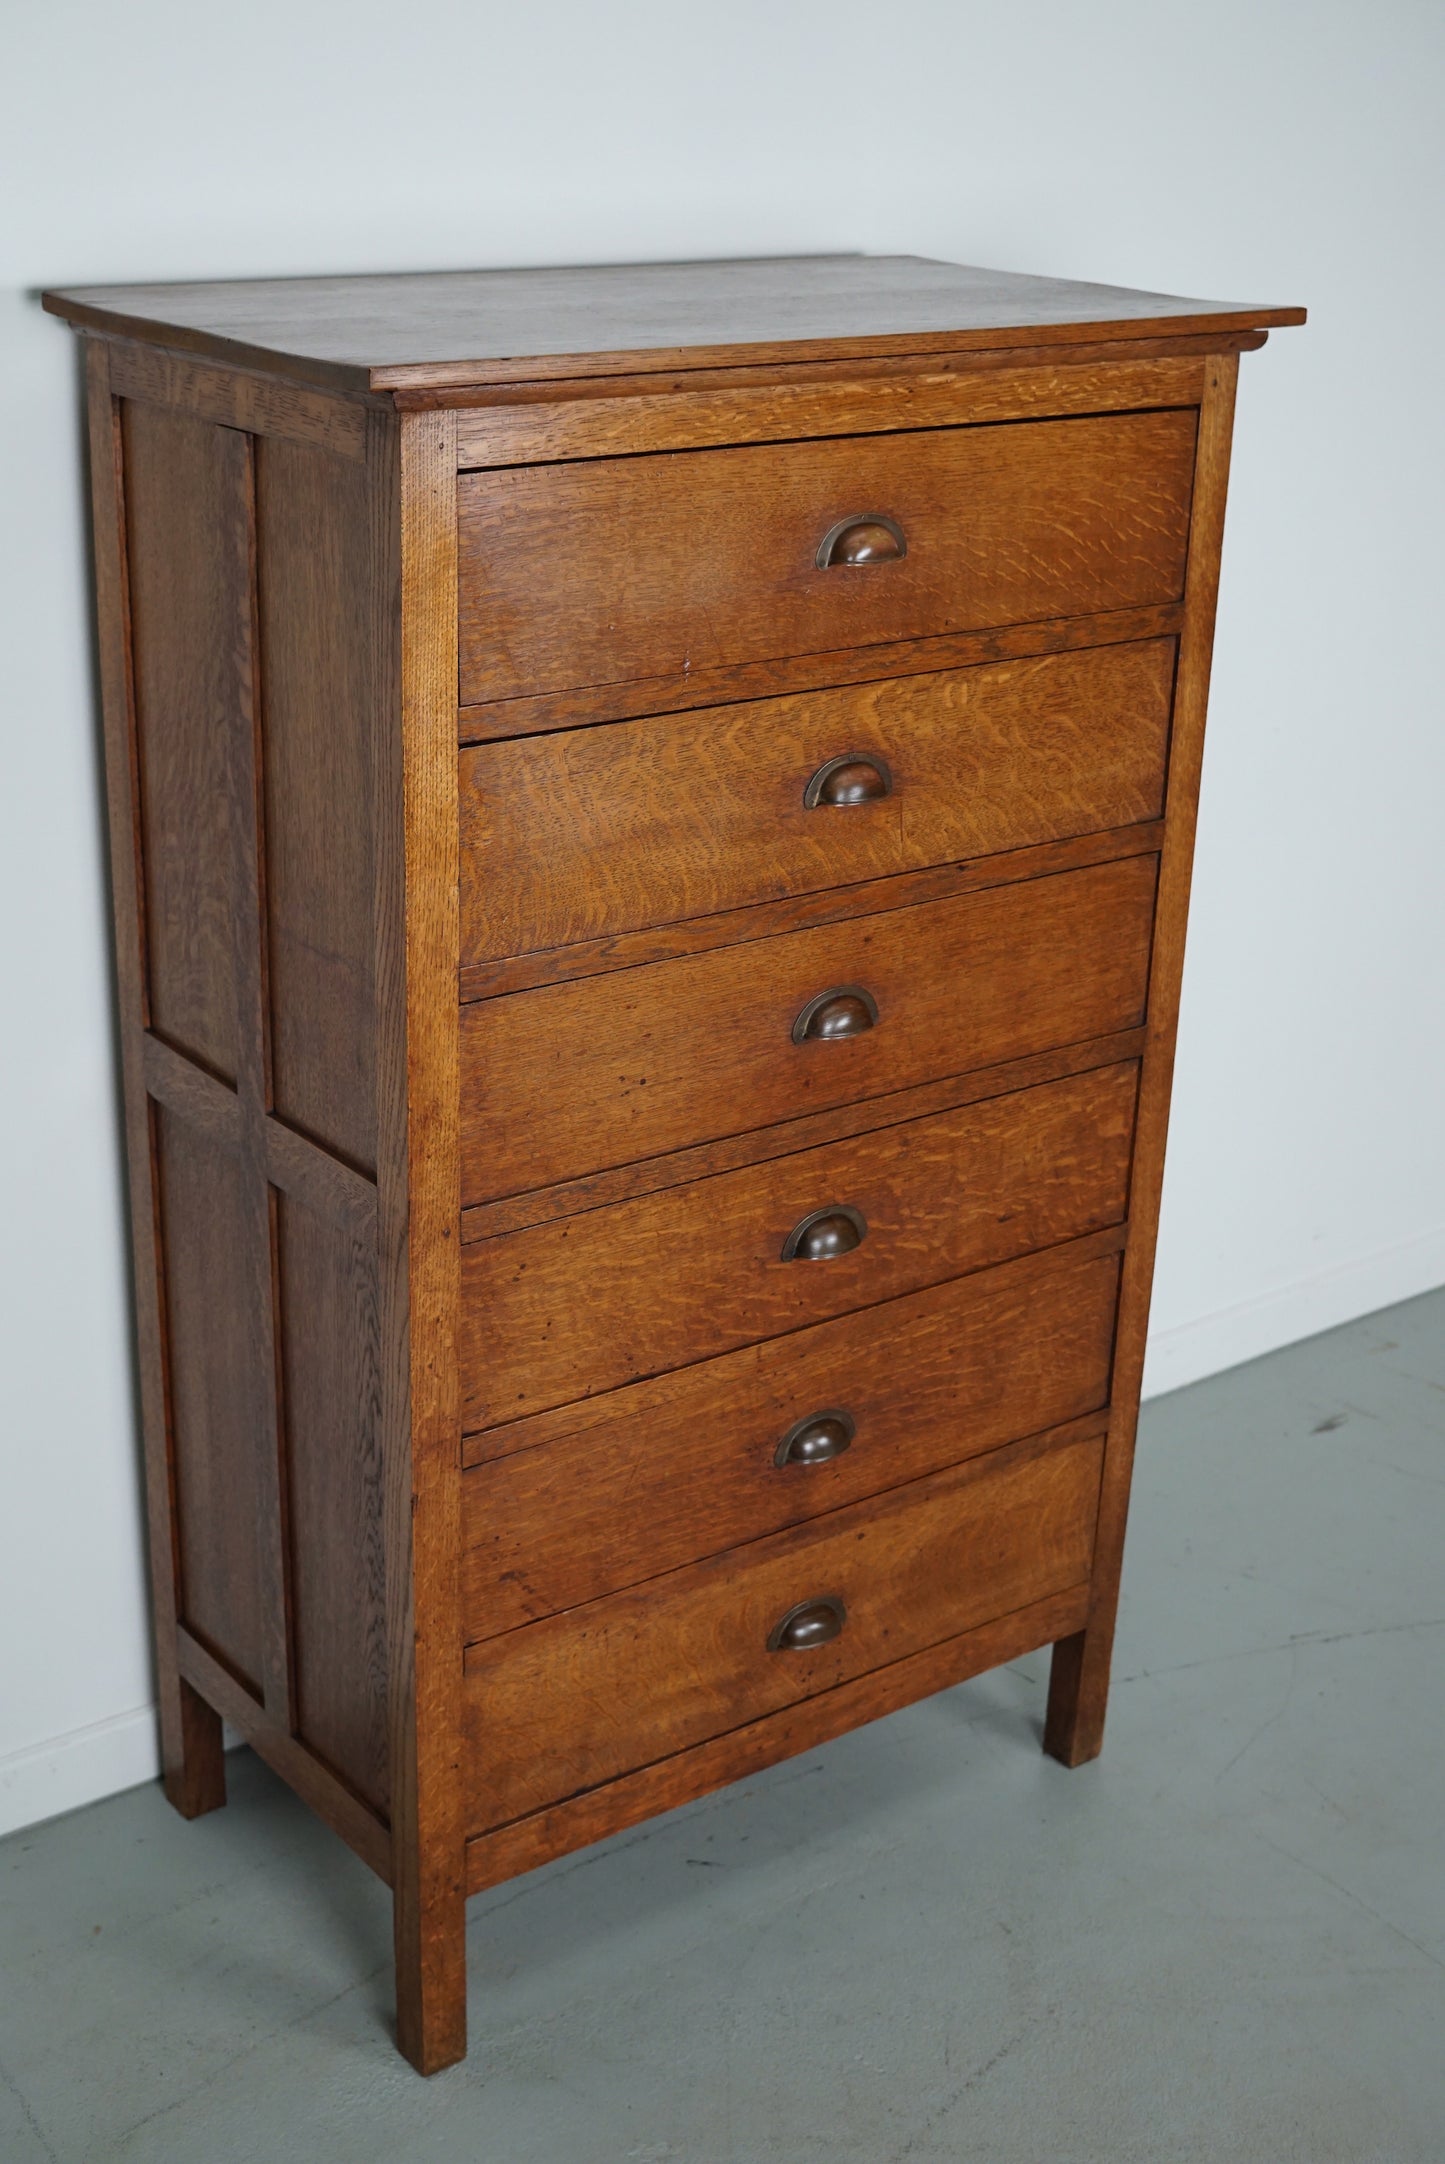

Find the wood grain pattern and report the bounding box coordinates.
[264,1118,378,1240]
[210,425,294,1730]
[274,1191,389,1810]
[460,823,1164,1004]
[429,329,1266,418]
[142,1034,378,1236]
[178,1628,391,1881]
[98,346,415,1806]
[84,331,460,2061]
[107,338,370,458]
[85,343,228,1819]
[458,600,1185,744]
[464,1426,1103,1828]
[462,1246,1121,1636]
[382,409,468,2075]
[460,639,1174,963]
[44,253,1302,393]
[460,855,1157,1203]
[460,1033,1147,1244]
[248,423,413,1788]
[120,399,250,1080]
[453,354,1205,466]
[140,1031,244,1148]
[466,1582,1090,1892]
[256,434,379,1173]
[1046,353,1242,1771]
[457,411,1197,705]
[460,1061,1139,1430]
[152,1095,268,1691]
[117,391,294,1722]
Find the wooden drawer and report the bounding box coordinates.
[462,1245,1120,1639]
[460,638,1174,964]
[456,412,1196,707]
[460,854,1155,1205]
[460,1060,1137,1430]
[464,1425,1104,1828]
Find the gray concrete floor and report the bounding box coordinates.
[3,1289,1443,2164]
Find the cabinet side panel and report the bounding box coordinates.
[97,334,401,1871]
[253,425,399,1814]
[256,438,378,1172]
[120,401,250,1081]
[275,1190,389,1810]
[88,342,227,1815]
[154,1106,267,1693]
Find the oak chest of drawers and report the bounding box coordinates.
[45,254,1302,2071]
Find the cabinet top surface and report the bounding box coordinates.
[43,252,1303,394]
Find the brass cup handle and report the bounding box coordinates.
[775,1409,856,1468]
[804,752,893,808]
[781,1204,867,1262]
[792,985,878,1044]
[768,1594,847,1652]
[816,514,907,568]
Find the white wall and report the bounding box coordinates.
[3,0,1442,1837]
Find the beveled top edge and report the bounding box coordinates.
[42,252,1305,395]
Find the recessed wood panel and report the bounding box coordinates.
[457,411,1196,705]
[460,1061,1138,1430]
[122,401,252,1080]
[464,1426,1104,1828]
[256,436,378,1171]
[460,638,1175,963]
[275,1190,389,1812]
[461,856,1156,1203]
[463,1245,1121,1636]
[154,1106,265,1692]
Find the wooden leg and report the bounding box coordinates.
[161,1674,227,1819]
[1043,1625,1112,1768]
[387,409,468,2078]
[1040,368,1244,1776]
[393,1866,467,2075]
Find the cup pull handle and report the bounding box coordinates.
[816,514,907,568]
[781,1205,867,1262]
[767,1595,847,1652]
[803,753,893,808]
[774,1410,856,1468]
[791,986,878,1044]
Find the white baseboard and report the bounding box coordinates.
[1142,1225,1445,1399]
[0,1704,162,1841]
[4,1232,1441,1843]
[0,1707,247,1841]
